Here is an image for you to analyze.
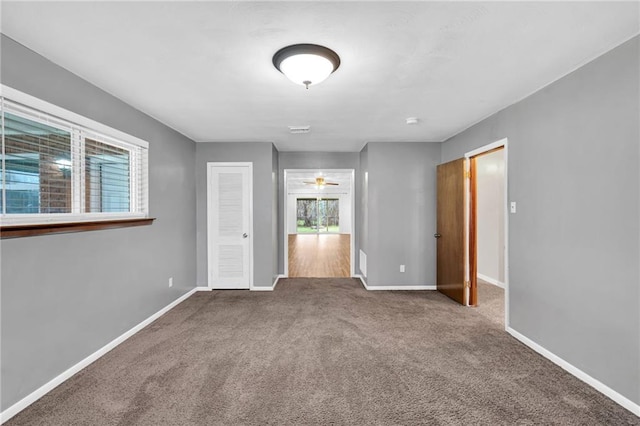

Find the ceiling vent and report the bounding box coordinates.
[288,125,311,134]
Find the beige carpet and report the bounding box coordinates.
[7,278,638,425]
[475,279,505,327]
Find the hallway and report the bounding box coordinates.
[288,234,350,277]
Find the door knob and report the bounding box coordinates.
[243,233,248,238]
[434,233,441,238]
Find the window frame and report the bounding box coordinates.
[1,85,149,228]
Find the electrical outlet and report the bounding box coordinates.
[400,265,405,273]
[510,201,517,213]
[169,277,173,288]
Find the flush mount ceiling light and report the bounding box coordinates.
[273,44,340,89]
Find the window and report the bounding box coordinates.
[1,87,149,227]
[296,198,339,233]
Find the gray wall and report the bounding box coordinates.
[363,143,441,287]
[277,152,361,275]
[442,36,640,405]
[195,142,277,288]
[0,35,197,410]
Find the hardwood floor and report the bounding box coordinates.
[288,234,350,277]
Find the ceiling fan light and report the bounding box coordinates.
[273,44,340,89]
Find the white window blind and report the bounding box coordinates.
[0,87,149,225]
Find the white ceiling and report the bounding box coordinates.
[2,2,638,152]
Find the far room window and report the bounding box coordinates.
[296,198,339,233]
[0,86,149,226]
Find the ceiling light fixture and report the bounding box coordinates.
[273,44,340,89]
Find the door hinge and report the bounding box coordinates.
[464,171,471,179]
[464,280,471,288]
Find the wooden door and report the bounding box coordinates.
[436,158,468,305]
[469,157,478,306]
[208,163,252,289]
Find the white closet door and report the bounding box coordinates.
[208,163,252,289]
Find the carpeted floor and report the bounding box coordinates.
[475,279,504,327]
[7,278,639,425]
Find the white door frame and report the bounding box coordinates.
[207,162,254,290]
[465,138,509,329]
[284,169,356,277]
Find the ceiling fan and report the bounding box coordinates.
[304,177,339,186]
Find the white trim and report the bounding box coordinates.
[0,212,147,226]
[274,274,285,289]
[477,273,505,289]
[0,287,199,424]
[366,285,436,291]
[507,327,640,417]
[250,274,285,291]
[247,163,255,290]
[355,276,435,291]
[207,162,254,290]
[284,170,288,276]
[349,170,355,277]
[465,138,509,328]
[195,286,211,292]
[1,86,148,148]
[464,139,506,159]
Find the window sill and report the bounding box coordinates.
[0,218,156,239]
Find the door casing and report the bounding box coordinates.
[283,169,355,277]
[465,138,509,328]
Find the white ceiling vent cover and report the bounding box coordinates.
[288,125,311,134]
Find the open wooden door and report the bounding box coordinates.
[436,158,474,305]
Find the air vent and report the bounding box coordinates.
[359,250,367,278]
[288,125,311,134]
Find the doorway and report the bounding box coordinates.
[470,146,506,326]
[284,169,355,278]
[435,139,509,327]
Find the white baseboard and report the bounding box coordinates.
[477,273,505,288]
[0,287,199,424]
[195,286,211,292]
[366,285,436,291]
[273,274,285,289]
[354,276,435,291]
[355,274,367,289]
[507,327,640,417]
[250,275,285,291]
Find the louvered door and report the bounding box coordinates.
[208,163,252,289]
